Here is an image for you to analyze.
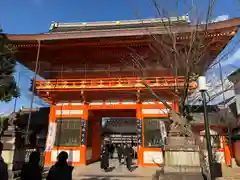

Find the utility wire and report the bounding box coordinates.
[25,40,41,145]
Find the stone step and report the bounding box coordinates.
[73,176,151,180]
[73,172,205,180]
[72,159,159,178]
[73,165,159,177]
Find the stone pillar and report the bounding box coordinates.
[164,136,201,173]
[2,125,17,178]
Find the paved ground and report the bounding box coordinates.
[71,160,240,180]
[72,159,160,180]
[30,159,239,180]
[218,166,240,180]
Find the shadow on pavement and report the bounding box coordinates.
[80,178,118,180]
[75,174,147,178]
[105,166,115,172]
[129,165,138,172]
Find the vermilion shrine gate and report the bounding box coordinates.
[4,16,240,166]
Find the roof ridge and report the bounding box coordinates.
[49,15,190,31]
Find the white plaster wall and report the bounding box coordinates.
[51,150,80,162]
[142,109,169,115]
[55,109,83,115]
[143,151,163,164]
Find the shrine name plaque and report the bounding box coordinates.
[136,119,142,146]
[81,119,87,145]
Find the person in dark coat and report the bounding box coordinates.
[116,144,123,164]
[100,144,109,171]
[20,151,42,180]
[47,151,73,180]
[124,144,134,171]
[122,144,127,164]
[108,143,115,159]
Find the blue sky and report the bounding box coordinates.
[0,0,240,113]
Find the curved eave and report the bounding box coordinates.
[3,18,240,42]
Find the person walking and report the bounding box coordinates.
[108,143,115,159]
[47,151,73,180]
[124,144,134,171]
[0,142,8,180]
[116,144,123,164]
[20,151,42,180]
[100,144,109,172]
[122,144,127,164]
[132,144,137,159]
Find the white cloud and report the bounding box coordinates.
[201,14,230,24]
[211,14,230,23]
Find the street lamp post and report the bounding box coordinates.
[198,76,215,180]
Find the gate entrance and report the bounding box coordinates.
[44,101,173,167]
[86,109,137,164]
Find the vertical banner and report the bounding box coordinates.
[45,122,57,151]
[136,119,142,146]
[81,119,87,145]
[159,120,167,144]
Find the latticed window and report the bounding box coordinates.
[54,118,81,147]
[143,118,167,148]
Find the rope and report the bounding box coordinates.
[25,40,41,145]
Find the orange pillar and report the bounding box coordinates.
[136,103,144,166]
[173,101,179,113]
[91,116,101,162]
